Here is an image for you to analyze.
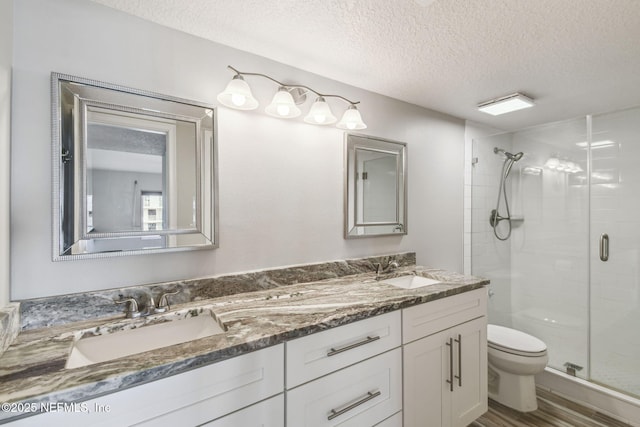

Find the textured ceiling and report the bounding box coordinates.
[91,0,640,131]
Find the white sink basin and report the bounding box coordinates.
[382,275,441,289]
[65,311,225,369]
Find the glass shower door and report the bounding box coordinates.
[470,118,590,378]
[590,107,640,397]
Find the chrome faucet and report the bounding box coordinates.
[155,290,180,313]
[115,290,180,318]
[375,260,400,278]
[114,297,142,318]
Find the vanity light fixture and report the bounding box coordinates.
[218,65,367,129]
[477,92,534,116]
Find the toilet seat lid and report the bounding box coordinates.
[488,324,547,354]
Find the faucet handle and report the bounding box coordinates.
[375,263,383,274]
[115,298,141,318]
[156,290,180,313]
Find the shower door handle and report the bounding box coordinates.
[599,233,609,262]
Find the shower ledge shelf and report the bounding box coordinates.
[511,217,525,226]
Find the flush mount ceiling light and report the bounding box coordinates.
[477,92,534,116]
[218,65,366,129]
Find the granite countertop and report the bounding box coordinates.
[0,266,488,422]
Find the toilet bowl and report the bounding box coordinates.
[487,324,548,412]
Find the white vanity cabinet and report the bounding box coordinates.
[285,311,403,426]
[402,288,488,427]
[6,287,488,427]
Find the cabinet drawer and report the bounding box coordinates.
[11,345,284,427]
[402,288,487,344]
[287,348,402,427]
[286,311,401,388]
[374,411,402,426]
[202,394,284,427]
[131,345,283,426]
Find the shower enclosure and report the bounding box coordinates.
[469,106,640,400]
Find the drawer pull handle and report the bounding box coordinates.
[446,337,454,392]
[455,334,462,387]
[327,335,380,357]
[327,390,381,420]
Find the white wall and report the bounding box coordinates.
[0,0,12,307]
[11,0,465,299]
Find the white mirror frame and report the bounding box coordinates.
[344,133,407,238]
[52,73,219,260]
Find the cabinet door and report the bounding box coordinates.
[403,328,451,427]
[403,317,487,427]
[451,316,487,427]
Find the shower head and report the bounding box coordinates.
[508,151,524,161]
[494,147,524,162]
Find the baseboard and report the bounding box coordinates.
[536,367,640,426]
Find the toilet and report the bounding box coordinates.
[487,324,548,412]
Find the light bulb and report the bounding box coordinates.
[337,105,367,130]
[277,104,290,116]
[304,97,336,125]
[265,88,301,119]
[217,75,258,110]
[545,157,559,170]
[231,93,246,107]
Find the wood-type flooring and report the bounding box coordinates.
[469,388,635,427]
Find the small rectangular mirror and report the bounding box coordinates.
[52,73,218,260]
[344,133,407,238]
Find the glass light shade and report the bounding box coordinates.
[304,97,337,125]
[216,75,259,110]
[337,106,367,130]
[545,157,559,169]
[265,88,301,118]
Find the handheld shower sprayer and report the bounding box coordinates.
[494,147,523,161]
[491,147,524,241]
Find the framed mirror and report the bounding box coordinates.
[344,133,407,238]
[52,73,218,260]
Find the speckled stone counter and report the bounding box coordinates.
[0,254,488,423]
[0,304,19,358]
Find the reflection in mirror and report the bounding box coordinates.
[52,73,218,260]
[344,133,407,238]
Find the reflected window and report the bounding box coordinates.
[142,192,163,231]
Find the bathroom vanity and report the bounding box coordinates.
[0,254,488,426]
